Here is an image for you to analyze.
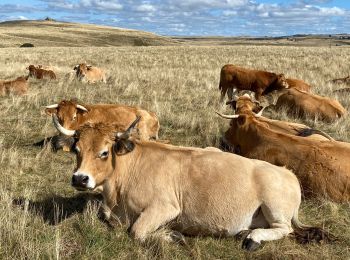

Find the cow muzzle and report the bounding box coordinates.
[71,172,96,191]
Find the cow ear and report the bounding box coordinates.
[45,108,57,116]
[237,115,246,126]
[113,140,135,155]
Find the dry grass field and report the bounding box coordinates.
[0,44,350,259]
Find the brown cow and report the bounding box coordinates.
[45,99,160,141]
[219,113,350,202]
[224,94,333,141]
[219,64,288,103]
[0,76,29,96]
[286,78,312,92]
[275,88,346,122]
[53,117,330,250]
[74,63,106,83]
[27,65,56,80]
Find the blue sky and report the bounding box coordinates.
[0,0,349,36]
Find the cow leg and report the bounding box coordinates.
[220,87,227,103]
[130,204,180,242]
[254,89,263,101]
[242,204,293,251]
[227,87,234,101]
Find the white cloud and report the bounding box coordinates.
[135,4,156,12]
[0,0,349,36]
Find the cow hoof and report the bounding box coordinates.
[242,238,260,251]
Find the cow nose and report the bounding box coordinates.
[72,174,89,188]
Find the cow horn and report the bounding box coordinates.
[76,104,88,112]
[254,106,267,117]
[215,111,239,119]
[52,114,76,136]
[116,116,141,139]
[45,104,59,109]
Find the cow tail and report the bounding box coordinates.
[291,211,335,244]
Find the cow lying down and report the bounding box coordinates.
[218,112,350,202]
[53,117,331,251]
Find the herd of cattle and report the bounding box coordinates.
[3,62,350,251]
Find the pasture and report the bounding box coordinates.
[0,45,349,259]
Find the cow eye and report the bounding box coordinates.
[72,114,77,121]
[99,151,109,159]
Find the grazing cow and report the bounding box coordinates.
[45,99,160,141]
[27,65,56,80]
[219,113,350,202]
[73,63,106,83]
[219,64,288,102]
[0,76,29,96]
[286,78,312,92]
[224,94,333,141]
[275,88,346,122]
[53,117,330,251]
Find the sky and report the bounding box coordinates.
[0,0,349,36]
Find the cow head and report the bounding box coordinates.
[73,63,92,81]
[276,73,289,89]
[226,93,263,114]
[52,116,141,191]
[45,99,89,130]
[26,65,36,75]
[217,112,265,154]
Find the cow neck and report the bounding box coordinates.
[113,143,143,198]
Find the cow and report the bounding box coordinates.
[73,63,106,83]
[224,94,334,141]
[218,113,350,202]
[27,65,56,80]
[44,99,160,142]
[286,78,312,92]
[0,76,29,96]
[219,64,288,103]
[53,117,331,251]
[275,88,346,122]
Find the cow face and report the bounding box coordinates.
[53,118,140,191]
[223,115,259,155]
[45,100,88,130]
[227,94,262,114]
[74,63,91,81]
[276,74,289,89]
[71,125,117,191]
[26,65,36,76]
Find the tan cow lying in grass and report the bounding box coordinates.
[44,100,159,151]
[219,113,350,202]
[219,64,288,102]
[275,88,346,122]
[74,63,106,83]
[53,117,331,251]
[0,76,29,96]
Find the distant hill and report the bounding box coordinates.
[0,20,179,47]
[172,34,350,47]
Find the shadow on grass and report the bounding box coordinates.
[12,193,103,225]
